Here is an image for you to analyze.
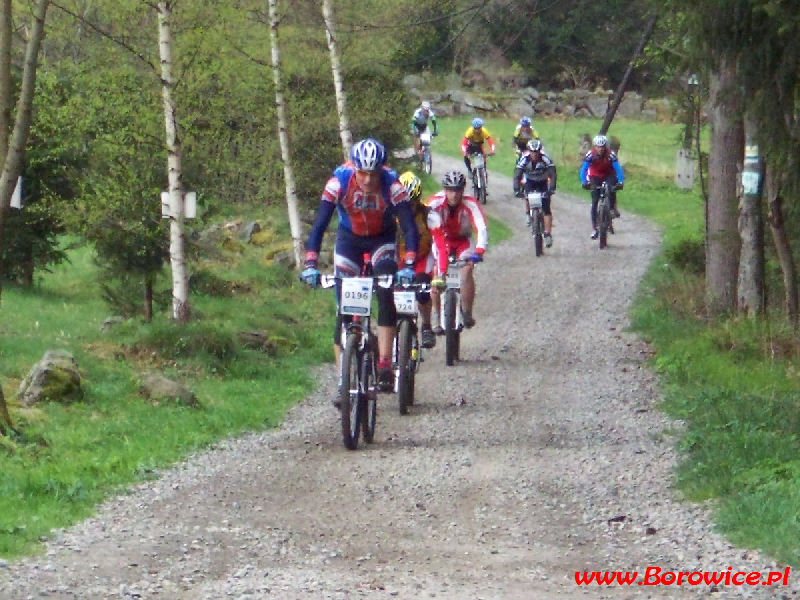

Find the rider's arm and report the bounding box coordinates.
[304,198,336,262]
[485,135,496,155]
[548,163,558,193]
[579,155,591,185]
[460,135,470,155]
[612,155,625,184]
[464,200,489,253]
[394,200,419,263]
[513,164,524,193]
[430,114,438,134]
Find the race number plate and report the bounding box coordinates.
[394,290,417,315]
[470,153,485,169]
[527,191,543,209]
[340,277,372,315]
[446,265,461,289]
[419,130,432,145]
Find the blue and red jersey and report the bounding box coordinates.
[579,150,624,184]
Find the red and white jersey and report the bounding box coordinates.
[426,191,488,271]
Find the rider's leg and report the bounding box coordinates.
[544,214,553,235]
[460,263,475,314]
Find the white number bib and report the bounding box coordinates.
[340,277,373,315]
[470,153,485,169]
[446,265,461,289]
[419,130,432,145]
[394,290,417,315]
[527,191,543,209]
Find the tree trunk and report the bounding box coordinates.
[705,54,742,315]
[157,1,190,322]
[736,117,764,316]
[0,0,10,162]
[268,0,303,269]
[765,164,798,326]
[0,384,13,436]
[144,278,153,323]
[0,0,49,299]
[599,14,657,136]
[322,0,352,160]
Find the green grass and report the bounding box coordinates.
[0,225,333,557]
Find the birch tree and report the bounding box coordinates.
[736,118,764,317]
[157,0,190,322]
[268,0,303,268]
[0,0,50,435]
[322,0,352,159]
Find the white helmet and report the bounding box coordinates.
[592,134,608,147]
[421,101,431,111]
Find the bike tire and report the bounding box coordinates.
[397,320,413,415]
[599,207,609,250]
[533,210,544,257]
[423,148,432,174]
[444,289,458,366]
[340,332,362,450]
[408,330,418,405]
[478,169,487,204]
[361,344,377,443]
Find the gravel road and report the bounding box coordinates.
[1,155,797,599]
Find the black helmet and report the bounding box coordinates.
[442,170,466,189]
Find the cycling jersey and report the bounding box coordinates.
[411,107,437,134]
[426,192,488,273]
[461,126,496,155]
[579,149,624,184]
[305,163,418,264]
[515,150,557,190]
[512,125,540,149]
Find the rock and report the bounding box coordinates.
[239,221,261,242]
[139,373,198,408]
[18,349,84,406]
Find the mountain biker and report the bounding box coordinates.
[579,134,625,240]
[426,170,488,330]
[512,116,540,158]
[461,117,496,174]
[513,138,557,247]
[410,101,438,158]
[397,171,436,349]
[301,138,419,393]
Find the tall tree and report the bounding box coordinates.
[736,117,764,316]
[322,0,352,159]
[157,0,190,322]
[267,0,303,269]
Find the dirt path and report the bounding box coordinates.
[1,155,794,599]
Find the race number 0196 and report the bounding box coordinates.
[340,277,373,315]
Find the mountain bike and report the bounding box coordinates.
[468,149,488,205]
[419,129,433,174]
[440,253,470,366]
[320,261,393,450]
[595,181,617,250]
[527,190,546,257]
[392,280,430,415]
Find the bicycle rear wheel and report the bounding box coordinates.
[397,320,413,415]
[444,289,459,366]
[340,332,362,450]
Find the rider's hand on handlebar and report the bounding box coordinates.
[396,264,415,286]
[469,253,483,264]
[615,183,624,191]
[300,266,321,288]
[582,182,591,190]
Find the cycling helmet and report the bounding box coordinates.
[442,170,467,189]
[472,117,483,129]
[399,171,422,200]
[421,101,431,111]
[527,139,543,152]
[592,134,608,147]
[350,138,386,171]
[520,116,531,127]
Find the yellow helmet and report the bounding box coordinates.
[399,171,422,202]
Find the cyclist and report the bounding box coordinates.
[301,138,419,393]
[410,101,438,158]
[426,170,488,330]
[513,139,557,247]
[460,117,496,174]
[579,134,625,240]
[511,116,540,158]
[397,171,436,349]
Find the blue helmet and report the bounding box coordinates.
[520,116,531,127]
[472,117,483,129]
[350,138,387,171]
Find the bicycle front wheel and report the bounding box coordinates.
[478,169,487,204]
[423,148,432,174]
[598,206,609,249]
[444,289,459,366]
[533,210,544,257]
[397,319,413,415]
[340,332,362,450]
[361,344,377,443]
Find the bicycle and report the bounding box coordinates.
[418,129,433,175]
[319,260,393,450]
[392,280,430,415]
[468,149,488,205]
[594,181,617,250]
[438,252,471,366]
[527,190,546,257]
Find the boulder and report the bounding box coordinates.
[139,373,197,408]
[18,350,83,406]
